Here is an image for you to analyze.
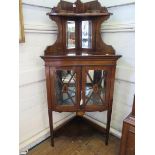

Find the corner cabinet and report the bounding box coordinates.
[41,0,121,147]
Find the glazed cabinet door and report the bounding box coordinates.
[81,66,112,111]
[50,66,80,112]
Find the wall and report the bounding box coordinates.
[23,0,134,8]
[85,3,135,137]
[19,4,74,152]
[19,0,135,152]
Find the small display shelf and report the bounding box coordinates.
[41,0,122,147]
[47,12,112,17]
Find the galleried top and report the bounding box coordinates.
[49,0,110,14]
[45,0,115,56]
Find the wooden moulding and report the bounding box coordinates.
[19,0,25,43]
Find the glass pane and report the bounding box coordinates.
[55,70,76,105]
[82,21,92,48]
[85,70,107,105]
[66,21,75,49]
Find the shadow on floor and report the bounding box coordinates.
[28,117,120,155]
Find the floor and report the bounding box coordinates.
[28,117,120,155]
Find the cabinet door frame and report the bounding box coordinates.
[50,66,81,112]
[81,65,112,111]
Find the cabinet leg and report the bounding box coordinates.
[105,109,112,145]
[48,109,54,147]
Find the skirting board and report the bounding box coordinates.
[19,113,76,152]
[84,115,121,138]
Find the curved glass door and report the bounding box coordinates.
[82,66,111,108]
[85,70,107,105]
[55,70,76,105]
[53,67,80,110]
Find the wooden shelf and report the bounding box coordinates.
[41,52,121,61]
[48,12,112,17]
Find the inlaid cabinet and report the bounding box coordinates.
[41,0,121,146]
[46,65,116,112]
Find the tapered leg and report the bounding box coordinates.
[105,109,112,145]
[48,109,54,147]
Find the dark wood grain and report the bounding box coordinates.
[48,109,54,146]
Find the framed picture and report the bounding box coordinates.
[19,0,25,43]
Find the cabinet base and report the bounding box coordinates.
[50,115,110,147]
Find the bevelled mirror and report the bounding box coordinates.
[66,21,75,49]
[82,21,92,48]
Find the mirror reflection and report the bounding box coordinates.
[66,21,75,49]
[82,21,92,48]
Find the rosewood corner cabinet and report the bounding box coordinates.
[41,0,121,147]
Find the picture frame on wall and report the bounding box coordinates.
[19,0,25,43]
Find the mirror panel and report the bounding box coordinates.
[66,21,75,49]
[82,21,92,48]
